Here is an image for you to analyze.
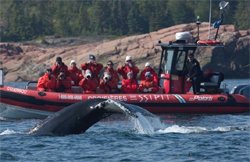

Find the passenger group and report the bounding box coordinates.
[37,54,160,94]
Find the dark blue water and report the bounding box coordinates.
[1,80,250,162]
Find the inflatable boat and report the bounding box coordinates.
[0,39,249,119]
[0,83,249,119]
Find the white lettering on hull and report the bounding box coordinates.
[59,94,82,100]
[189,95,213,102]
[7,87,27,95]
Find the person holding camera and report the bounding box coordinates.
[37,68,57,92]
[56,71,72,93]
[81,54,103,81]
[121,71,138,94]
[99,72,118,94]
[51,57,69,77]
[139,71,159,93]
[103,61,119,88]
[118,56,139,80]
[79,69,99,94]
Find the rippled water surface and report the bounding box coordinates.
[0,80,249,162]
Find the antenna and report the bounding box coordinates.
[207,0,212,39]
[214,1,229,40]
[196,16,201,41]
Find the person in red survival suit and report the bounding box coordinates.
[81,54,103,81]
[79,69,99,94]
[56,71,72,93]
[103,61,119,90]
[68,60,82,86]
[117,56,139,79]
[99,72,118,94]
[51,57,69,77]
[37,68,57,92]
[121,72,138,94]
[139,71,159,93]
[140,62,158,83]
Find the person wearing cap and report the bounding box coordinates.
[102,60,119,91]
[121,71,138,93]
[79,69,99,94]
[81,54,103,81]
[140,62,158,83]
[68,60,82,86]
[55,71,72,93]
[37,68,57,92]
[117,55,139,80]
[51,57,69,78]
[139,71,159,93]
[186,53,202,94]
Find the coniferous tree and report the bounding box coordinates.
[127,2,142,34]
[234,0,249,29]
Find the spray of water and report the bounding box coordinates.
[0,129,17,135]
[125,108,249,135]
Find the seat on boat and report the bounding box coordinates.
[71,86,83,93]
[200,72,224,93]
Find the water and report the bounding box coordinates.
[1,80,250,162]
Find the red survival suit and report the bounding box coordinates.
[121,78,138,93]
[68,66,82,86]
[51,63,69,77]
[104,67,119,89]
[37,73,57,91]
[99,79,114,94]
[118,64,139,79]
[56,77,72,93]
[139,77,159,93]
[140,67,158,83]
[79,77,99,94]
[81,62,103,80]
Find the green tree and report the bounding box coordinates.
[234,0,249,29]
[127,2,142,34]
[167,0,194,25]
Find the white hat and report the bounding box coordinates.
[145,62,151,67]
[70,60,76,65]
[125,56,132,62]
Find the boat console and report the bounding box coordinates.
[200,72,224,93]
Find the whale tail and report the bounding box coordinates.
[29,99,156,136]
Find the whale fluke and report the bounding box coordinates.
[29,99,155,136]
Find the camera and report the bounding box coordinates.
[86,74,91,79]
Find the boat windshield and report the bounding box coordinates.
[175,50,186,71]
[162,48,187,75]
[163,49,174,72]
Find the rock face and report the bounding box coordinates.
[0,23,249,81]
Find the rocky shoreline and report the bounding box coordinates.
[0,23,249,82]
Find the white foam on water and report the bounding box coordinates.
[0,129,17,135]
[0,116,7,121]
[157,125,207,134]
[128,112,239,135]
[213,126,231,132]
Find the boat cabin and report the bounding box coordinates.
[158,38,224,94]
